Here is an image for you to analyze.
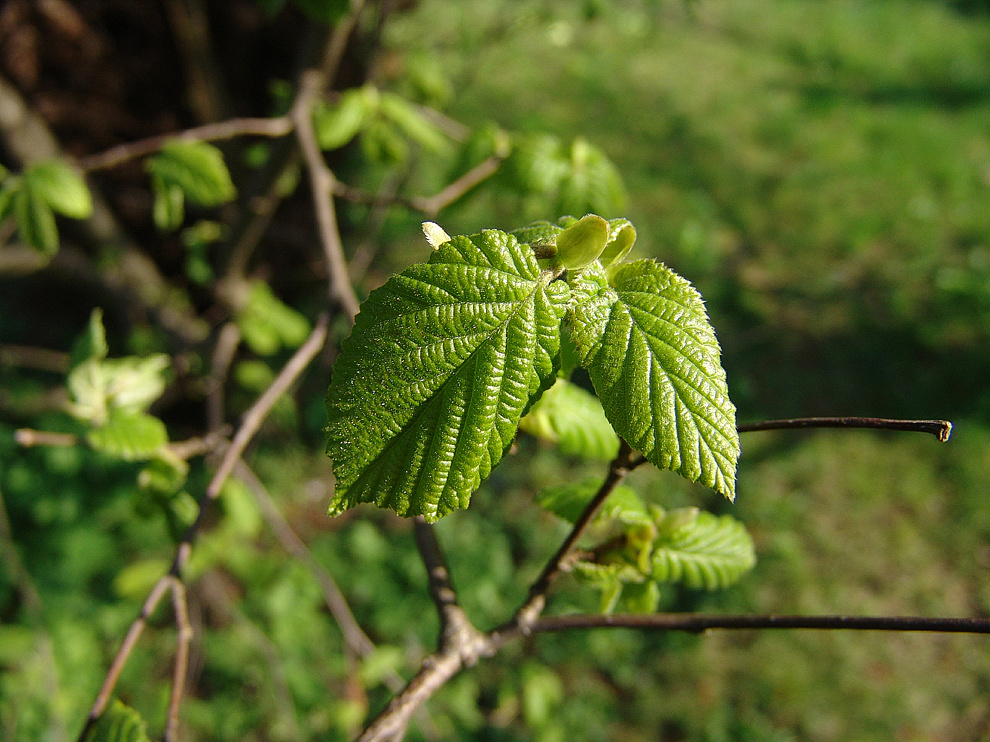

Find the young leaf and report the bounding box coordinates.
[14,182,58,256]
[599,217,636,269]
[569,260,739,499]
[87,410,168,461]
[651,507,756,589]
[325,229,569,521]
[70,308,110,368]
[82,699,151,742]
[312,90,369,151]
[379,92,449,153]
[519,378,619,460]
[151,180,185,231]
[24,159,93,219]
[536,478,644,525]
[236,281,311,356]
[554,214,610,271]
[145,140,236,208]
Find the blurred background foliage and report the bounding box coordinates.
[1,0,989,740]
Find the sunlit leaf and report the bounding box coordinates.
[87,410,168,461]
[326,228,568,521]
[569,260,739,499]
[145,140,236,211]
[651,507,756,589]
[24,159,93,219]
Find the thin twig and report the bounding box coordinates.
[205,322,242,433]
[78,117,292,172]
[332,154,505,218]
[164,580,194,742]
[738,416,952,441]
[527,612,990,635]
[77,577,173,741]
[0,344,70,373]
[412,518,462,635]
[14,429,78,448]
[291,70,360,320]
[512,440,640,629]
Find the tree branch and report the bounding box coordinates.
[77,117,292,172]
[738,416,952,441]
[528,612,990,635]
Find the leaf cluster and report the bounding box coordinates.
[325,214,739,521]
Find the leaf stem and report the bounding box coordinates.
[738,416,952,441]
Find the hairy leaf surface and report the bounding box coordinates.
[651,507,755,589]
[569,261,739,499]
[326,229,568,521]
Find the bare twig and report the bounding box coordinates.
[332,154,505,218]
[528,612,990,635]
[14,429,78,448]
[79,117,291,171]
[198,312,329,505]
[205,322,242,433]
[78,577,174,741]
[291,70,361,320]
[164,581,194,742]
[738,416,953,441]
[0,344,70,373]
[357,520,489,742]
[412,518,463,634]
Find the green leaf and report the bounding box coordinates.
[67,354,169,426]
[24,159,93,219]
[151,180,185,231]
[312,89,369,150]
[599,218,636,269]
[569,260,739,499]
[236,281,311,356]
[536,477,643,524]
[554,213,610,271]
[651,507,756,589]
[145,140,236,208]
[14,182,58,256]
[326,228,569,521]
[82,700,151,742]
[87,410,168,461]
[379,92,449,153]
[0,179,19,224]
[70,308,109,368]
[519,378,619,460]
